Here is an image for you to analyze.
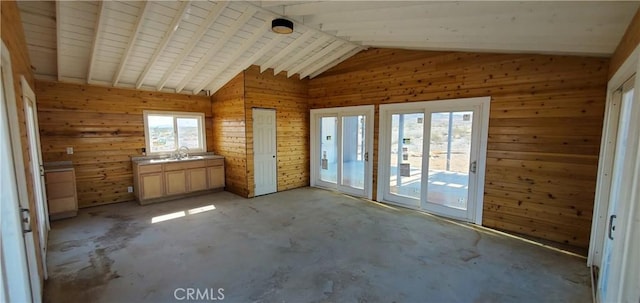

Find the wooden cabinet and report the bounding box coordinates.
[133,156,225,204]
[208,166,225,189]
[45,168,78,220]
[140,173,163,199]
[165,170,187,195]
[188,168,208,192]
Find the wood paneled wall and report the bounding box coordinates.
[211,73,249,197]
[211,67,309,198]
[609,8,640,78]
[36,81,213,208]
[244,66,309,197]
[309,49,608,248]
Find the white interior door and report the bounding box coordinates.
[22,76,49,280]
[253,108,277,196]
[378,97,490,224]
[1,41,37,303]
[596,76,639,303]
[311,106,374,199]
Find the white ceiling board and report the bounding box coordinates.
[194,19,272,93]
[18,1,639,95]
[113,1,150,85]
[156,1,229,90]
[260,30,315,73]
[174,5,259,93]
[299,44,356,79]
[135,1,190,89]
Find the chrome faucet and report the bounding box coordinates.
[177,146,189,159]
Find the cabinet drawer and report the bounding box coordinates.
[165,160,205,171]
[206,158,224,167]
[138,164,163,174]
[45,170,74,184]
[48,197,77,213]
[46,181,75,199]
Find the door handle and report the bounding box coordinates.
[21,208,32,233]
[364,152,369,162]
[608,214,617,240]
[39,165,45,176]
[470,161,477,173]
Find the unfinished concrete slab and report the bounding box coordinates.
[45,187,591,302]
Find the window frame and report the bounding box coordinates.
[143,110,207,156]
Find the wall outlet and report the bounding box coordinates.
[66,147,73,155]
[127,186,133,193]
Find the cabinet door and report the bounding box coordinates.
[188,168,208,192]
[208,166,225,189]
[141,173,164,199]
[165,170,187,195]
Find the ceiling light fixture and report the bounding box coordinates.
[272,18,293,34]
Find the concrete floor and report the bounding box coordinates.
[45,187,591,303]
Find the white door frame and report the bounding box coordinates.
[1,40,38,303]
[310,105,375,199]
[253,108,277,196]
[22,75,49,280]
[588,44,640,303]
[377,97,490,224]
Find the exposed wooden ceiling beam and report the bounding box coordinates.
[135,1,190,89]
[174,6,258,93]
[156,1,228,91]
[309,47,361,79]
[206,34,285,94]
[359,40,612,56]
[299,44,355,79]
[55,1,62,81]
[273,35,331,76]
[87,1,106,83]
[260,30,315,74]
[193,20,270,94]
[113,1,150,86]
[287,40,342,78]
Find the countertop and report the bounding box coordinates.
[44,161,74,172]
[132,153,223,165]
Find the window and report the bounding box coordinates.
[143,111,206,155]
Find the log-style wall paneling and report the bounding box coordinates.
[36,81,213,208]
[211,73,249,197]
[309,48,609,249]
[609,8,640,78]
[1,0,44,284]
[244,66,309,197]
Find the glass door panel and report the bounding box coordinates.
[426,111,473,210]
[319,116,337,184]
[389,113,424,201]
[341,115,365,190]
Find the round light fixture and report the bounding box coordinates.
[272,18,294,34]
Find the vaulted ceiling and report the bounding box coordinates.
[18,1,639,96]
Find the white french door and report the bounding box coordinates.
[378,97,490,223]
[311,105,374,199]
[595,75,639,303]
[1,41,40,302]
[253,108,277,196]
[22,76,49,280]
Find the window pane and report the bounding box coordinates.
[148,115,175,152]
[177,117,201,149]
[389,113,424,200]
